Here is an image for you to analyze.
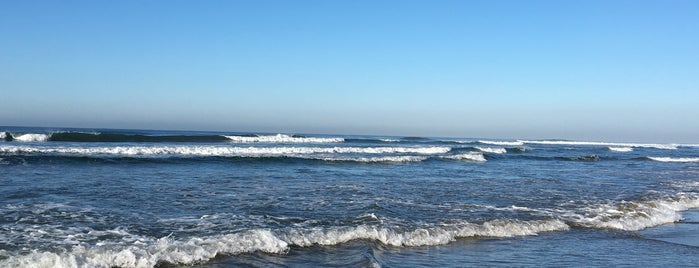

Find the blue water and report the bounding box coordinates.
[1,127,699,267]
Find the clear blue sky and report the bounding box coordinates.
[1,0,697,142]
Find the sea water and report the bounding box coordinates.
[1,127,698,267]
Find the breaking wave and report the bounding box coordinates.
[225,134,344,143]
[646,157,699,163]
[0,219,567,268]
[608,147,633,152]
[563,195,699,231]
[441,153,487,162]
[478,140,524,146]
[0,145,451,157]
[520,140,678,150]
[475,147,507,154]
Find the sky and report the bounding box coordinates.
[1,0,698,142]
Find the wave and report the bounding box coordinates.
[608,147,633,152]
[519,140,678,150]
[7,133,51,142]
[314,156,428,163]
[441,153,487,162]
[475,147,507,154]
[0,219,567,267]
[225,134,344,143]
[564,195,699,231]
[478,140,524,146]
[1,132,344,143]
[646,157,699,163]
[0,145,451,157]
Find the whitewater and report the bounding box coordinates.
[2,127,699,267]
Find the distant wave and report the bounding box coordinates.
[225,134,344,143]
[608,147,633,152]
[478,140,524,146]
[646,157,699,163]
[520,140,678,150]
[7,133,51,142]
[0,145,451,157]
[441,153,487,162]
[475,147,507,154]
[312,156,428,163]
[0,132,344,143]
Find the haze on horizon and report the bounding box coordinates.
[1,1,697,143]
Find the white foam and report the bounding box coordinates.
[315,156,428,163]
[225,134,344,143]
[279,219,568,247]
[475,147,507,154]
[520,140,678,150]
[478,140,524,146]
[0,230,289,268]
[380,139,400,142]
[1,219,568,267]
[647,157,699,163]
[564,196,699,231]
[12,133,51,142]
[0,132,5,140]
[608,147,633,152]
[442,153,487,162]
[0,145,451,157]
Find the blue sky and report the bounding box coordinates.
[1,1,697,142]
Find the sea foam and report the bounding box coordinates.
[520,140,677,150]
[608,147,633,152]
[564,195,699,231]
[0,219,567,268]
[478,140,524,146]
[0,145,452,157]
[225,134,343,143]
[10,133,51,142]
[647,157,699,163]
[475,147,507,154]
[441,153,487,162]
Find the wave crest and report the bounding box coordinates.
[647,157,699,163]
[225,134,343,143]
[441,153,487,162]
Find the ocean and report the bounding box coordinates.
[1,126,698,267]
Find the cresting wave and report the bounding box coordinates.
[0,145,451,157]
[608,147,633,152]
[646,157,699,163]
[1,132,345,143]
[563,195,699,231]
[478,140,524,146]
[519,140,678,150]
[0,219,567,268]
[225,134,344,143]
[441,153,487,162]
[475,147,507,154]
